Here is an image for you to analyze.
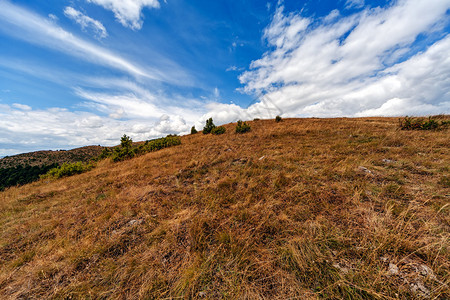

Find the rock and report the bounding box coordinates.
[382,159,395,164]
[128,219,144,226]
[231,158,248,165]
[198,291,207,297]
[259,155,265,160]
[358,166,373,174]
[410,281,430,298]
[388,263,399,275]
[333,263,349,274]
[418,264,435,279]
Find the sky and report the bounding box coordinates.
[0,0,449,156]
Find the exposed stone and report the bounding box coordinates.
[128,219,143,226]
[358,166,373,174]
[418,264,435,279]
[388,263,399,275]
[410,281,430,298]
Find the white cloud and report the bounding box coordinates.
[48,14,58,21]
[87,0,160,30]
[324,9,340,23]
[237,0,450,118]
[75,88,165,119]
[0,1,161,80]
[64,6,108,39]
[345,0,365,10]
[0,102,193,156]
[12,103,32,111]
[213,87,220,99]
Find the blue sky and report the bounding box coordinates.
[0,0,449,156]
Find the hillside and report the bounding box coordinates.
[0,118,449,299]
[0,146,105,168]
[0,146,105,191]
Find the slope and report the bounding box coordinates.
[0,118,449,299]
[0,146,105,169]
[0,146,105,191]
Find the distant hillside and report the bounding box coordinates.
[0,145,105,168]
[0,146,105,191]
[0,118,449,299]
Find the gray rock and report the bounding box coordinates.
[358,166,373,174]
[388,263,399,275]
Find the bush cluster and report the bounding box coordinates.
[109,135,181,162]
[191,126,198,134]
[211,126,226,135]
[399,116,448,130]
[202,118,216,134]
[0,163,58,190]
[275,115,282,122]
[235,120,251,133]
[42,162,93,179]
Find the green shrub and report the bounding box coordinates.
[191,126,198,134]
[143,135,181,152]
[275,115,282,122]
[95,134,181,163]
[42,162,93,179]
[111,135,181,162]
[1,163,58,190]
[399,116,446,130]
[95,147,113,161]
[111,147,135,162]
[120,134,133,148]
[235,120,251,134]
[422,118,439,130]
[203,118,216,134]
[211,126,226,135]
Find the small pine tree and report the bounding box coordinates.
[191,126,198,134]
[275,115,282,122]
[235,120,251,133]
[120,134,132,149]
[203,117,216,134]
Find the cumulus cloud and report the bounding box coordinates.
[0,102,193,156]
[237,0,450,117]
[0,73,205,156]
[86,0,160,30]
[64,6,108,39]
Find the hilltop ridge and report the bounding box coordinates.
[0,117,449,299]
[0,145,105,169]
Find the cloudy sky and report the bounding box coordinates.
[0,0,449,156]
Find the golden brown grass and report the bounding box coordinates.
[0,117,449,299]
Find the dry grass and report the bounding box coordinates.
[0,117,449,299]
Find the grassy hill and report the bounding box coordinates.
[0,146,105,169]
[0,118,448,299]
[0,146,105,191]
